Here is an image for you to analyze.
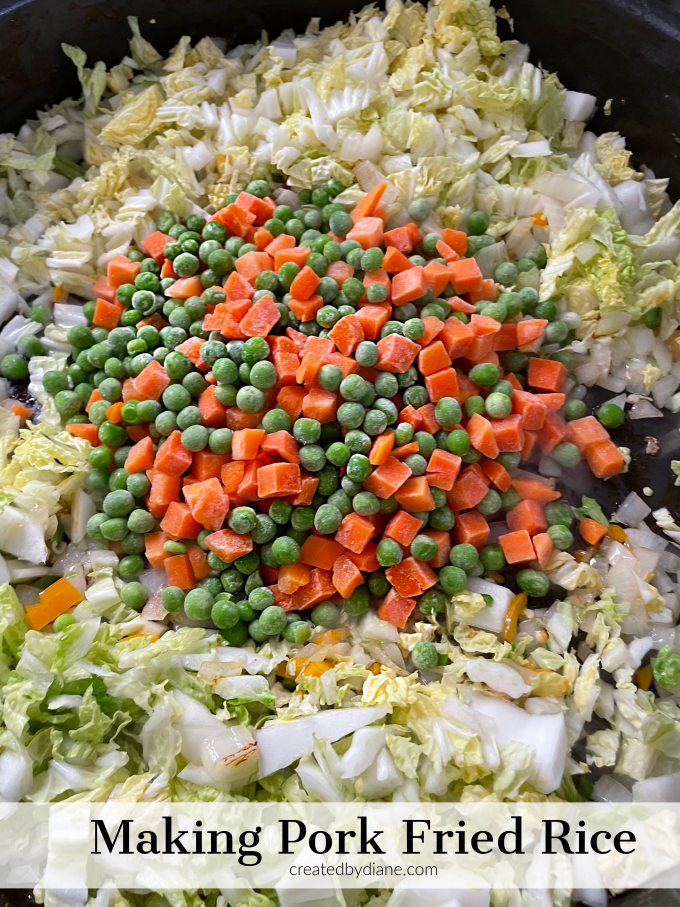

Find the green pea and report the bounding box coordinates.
[181,425,209,451]
[439,565,467,594]
[377,538,403,567]
[544,502,573,526]
[516,568,549,597]
[447,429,470,456]
[236,386,265,413]
[271,536,301,565]
[310,601,341,628]
[469,363,500,387]
[564,399,587,421]
[597,403,624,430]
[450,543,479,572]
[411,641,439,671]
[261,408,292,433]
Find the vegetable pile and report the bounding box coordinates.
[10,179,630,651]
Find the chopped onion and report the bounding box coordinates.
[612,492,651,526]
[474,241,509,279]
[652,373,680,408]
[629,398,663,419]
[624,528,667,552]
[201,725,258,783]
[592,775,632,803]
[596,374,626,392]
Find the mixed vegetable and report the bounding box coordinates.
[2,1,680,906]
[15,181,631,654]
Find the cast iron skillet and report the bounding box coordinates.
[0,0,679,903]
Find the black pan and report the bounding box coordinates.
[0,0,679,903]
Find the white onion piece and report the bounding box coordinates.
[201,725,258,783]
[629,399,663,419]
[612,492,651,526]
[592,775,632,803]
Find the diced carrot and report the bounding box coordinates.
[225,407,265,431]
[493,323,518,351]
[448,295,477,314]
[511,475,561,503]
[254,227,274,251]
[516,319,548,349]
[85,388,103,414]
[385,556,437,598]
[91,275,116,303]
[345,542,379,573]
[66,422,98,443]
[141,231,173,263]
[448,258,483,294]
[394,476,436,512]
[103,401,123,424]
[463,334,496,363]
[383,223,422,254]
[398,405,423,431]
[346,216,384,250]
[363,457,412,499]
[424,367,459,403]
[368,431,395,466]
[278,561,311,595]
[274,247,310,270]
[351,182,387,224]
[265,233,296,255]
[290,568,335,611]
[160,259,177,280]
[194,385,226,429]
[532,532,554,569]
[392,441,419,460]
[160,501,202,540]
[482,459,512,492]
[187,545,212,581]
[296,352,324,386]
[323,260,353,287]
[415,316,445,350]
[288,294,323,322]
[356,304,390,341]
[272,351,299,387]
[124,436,154,473]
[383,510,424,546]
[213,203,256,237]
[580,518,608,546]
[325,351,359,376]
[154,431,193,476]
[416,403,439,434]
[258,462,302,497]
[440,317,474,358]
[499,530,536,564]
[423,528,452,568]
[235,191,276,223]
[446,469,489,512]
[392,267,427,306]
[565,416,610,454]
[469,314,501,338]
[148,473,181,517]
[383,246,415,274]
[441,229,468,256]
[165,554,196,590]
[300,534,345,571]
[239,294,280,338]
[293,474,319,506]
[107,254,140,289]
[424,448,461,491]
[537,412,568,455]
[290,265,321,301]
[512,390,547,430]
[224,271,255,301]
[220,461,245,495]
[205,528,254,563]
[193,450,230,482]
[421,260,451,297]
[506,499,548,536]
[418,340,451,377]
[586,440,625,479]
[335,512,375,554]
[261,430,300,464]
[146,531,171,569]
[377,588,417,628]
[92,298,121,330]
[467,412,500,459]
[375,334,420,373]
[191,488,230,531]
[490,414,525,452]
[528,357,568,393]
[277,386,308,421]
[452,510,490,549]
[235,250,274,285]
[332,554,364,597]
[134,360,171,400]
[329,314,364,356]
[165,276,204,299]
[467,278,497,305]
[537,393,566,413]
[232,428,265,460]
[435,240,460,263]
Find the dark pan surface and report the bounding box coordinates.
[0,0,679,904]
